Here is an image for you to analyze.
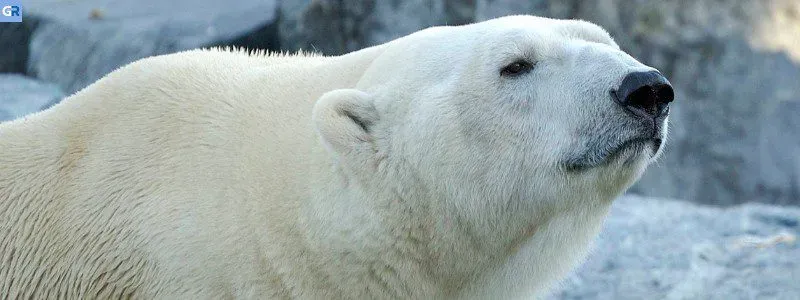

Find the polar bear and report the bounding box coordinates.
[0,15,673,299]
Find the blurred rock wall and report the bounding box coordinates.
[1,0,798,206]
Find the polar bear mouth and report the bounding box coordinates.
[562,136,660,172]
[606,137,660,164]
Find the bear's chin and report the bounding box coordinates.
[610,137,661,166]
[563,137,659,172]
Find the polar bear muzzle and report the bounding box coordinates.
[610,70,674,154]
[563,70,674,172]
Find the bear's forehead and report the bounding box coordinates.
[356,15,620,92]
[473,15,617,48]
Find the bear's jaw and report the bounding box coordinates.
[564,137,656,172]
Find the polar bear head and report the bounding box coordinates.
[314,15,673,209]
[311,15,673,295]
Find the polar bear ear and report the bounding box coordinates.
[312,89,379,160]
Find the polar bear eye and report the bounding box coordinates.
[500,60,534,77]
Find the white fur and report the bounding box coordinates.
[0,15,666,299]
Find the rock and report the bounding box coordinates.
[24,0,279,94]
[278,0,475,55]
[551,195,800,299]
[475,0,578,21]
[0,74,64,122]
[0,19,40,73]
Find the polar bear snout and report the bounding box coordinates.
[611,71,674,120]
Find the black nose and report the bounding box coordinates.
[611,71,674,119]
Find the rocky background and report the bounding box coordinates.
[1,0,798,298]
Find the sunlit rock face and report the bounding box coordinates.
[14,0,279,94]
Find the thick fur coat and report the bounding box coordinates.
[0,16,668,299]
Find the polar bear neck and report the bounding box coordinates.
[302,150,615,298]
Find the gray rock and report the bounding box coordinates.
[278,0,376,55]
[0,19,40,73]
[278,0,474,55]
[24,0,279,93]
[551,195,800,299]
[475,0,578,21]
[0,74,64,122]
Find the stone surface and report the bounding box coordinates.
[551,195,800,300]
[24,0,279,93]
[278,0,475,55]
[0,74,64,122]
[0,20,39,73]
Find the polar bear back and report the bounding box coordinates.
[0,48,384,298]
